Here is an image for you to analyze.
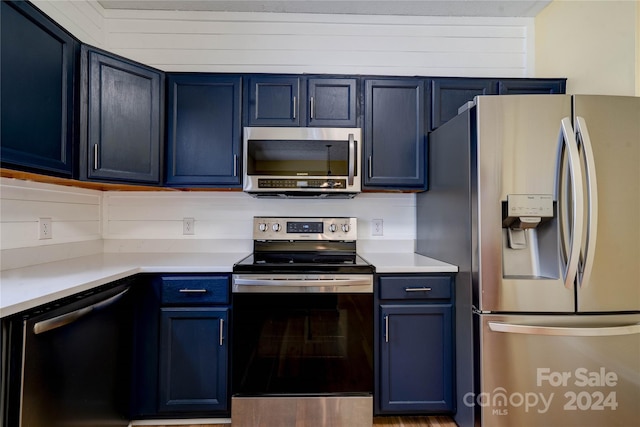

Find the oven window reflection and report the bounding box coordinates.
[233,293,373,395]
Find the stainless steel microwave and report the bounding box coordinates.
[243,127,362,197]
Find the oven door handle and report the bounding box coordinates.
[233,276,373,293]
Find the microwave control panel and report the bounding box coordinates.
[258,178,346,189]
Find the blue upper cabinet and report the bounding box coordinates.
[1,0,78,177]
[245,75,358,127]
[307,78,358,127]
[364,79,426,190]
[165,74,242,187]
[80,46,164,184]
[498,78,566,95]
[430,78,497,131]
[430,77,567,130]
[245,76,302,126]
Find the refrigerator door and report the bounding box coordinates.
[573,95,640,313]
[474,313,640,427]
[475,95,576,312]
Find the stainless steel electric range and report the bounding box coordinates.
[231,217,375,426]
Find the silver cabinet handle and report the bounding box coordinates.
[348,133,355,186]
[233,154,238,177]
[219,318,224,346]
[368,156,372,179]
[310,96,315,119]
[489,321,640,337]
[557,117,584,290]
[93,144,99,170]
[33,288,129,335]
[384,315,389,343]
[405,287,432,292]
[575,116,598,289]
[255,88,259,119]
[178,289,208,293]
[292,96,297,119]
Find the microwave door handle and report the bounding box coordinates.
[348,133,355,186]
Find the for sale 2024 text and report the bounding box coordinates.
[464,367,619,415]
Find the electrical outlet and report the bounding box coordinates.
[39,217,52,239]
[372,218,383,236]
[183,217,195,235]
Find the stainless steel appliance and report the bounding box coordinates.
[232,217,374,426]
[243,127,362,197]
[2,279,134,427]
[416,95,640,427]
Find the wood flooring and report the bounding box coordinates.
[145,415,458,427]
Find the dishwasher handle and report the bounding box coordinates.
[33,288,130,335]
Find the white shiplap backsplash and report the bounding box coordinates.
[0,178,103,270]
[0,178,416,270]
[102,191,416,254]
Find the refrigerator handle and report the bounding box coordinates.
[575,116,598,289]
[556,117,585,290]
[489,321,640,337]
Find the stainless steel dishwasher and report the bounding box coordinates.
[2,278,134,427]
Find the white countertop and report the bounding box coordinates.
[360,252,458,274]
[0,251,457,318]
[0,252,248,318]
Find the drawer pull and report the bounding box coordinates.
[404,287,432,292]
[178,289,208,294]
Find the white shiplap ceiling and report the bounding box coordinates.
[97,0,553,17]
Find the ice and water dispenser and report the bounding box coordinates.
[502,194,559,279]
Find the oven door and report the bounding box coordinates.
[232,274,373,396]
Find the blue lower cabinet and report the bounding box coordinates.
[376,275,455,414]
[379,305,454,413]
[158,307,229,413]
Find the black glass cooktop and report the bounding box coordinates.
[233,251,375,274]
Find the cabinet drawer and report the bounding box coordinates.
[379,276,452,300]
[160,276,229,305]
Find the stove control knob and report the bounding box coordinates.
[329,224,337,232]
[341,224,350,233]
[258,223,268,232]
[272,223,281,232]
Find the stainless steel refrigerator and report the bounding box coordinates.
[416,95,640,427]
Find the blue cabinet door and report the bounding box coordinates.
[158,307,229,413]
[430,78,497,130]
[246,76,302,126]
[81,46,163,184]
[379,304,454,413]
[364,79,426,189]
[307,78,358,127]
[166,74,242,187]
[498,78,566,94]
[1,0,77,176]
